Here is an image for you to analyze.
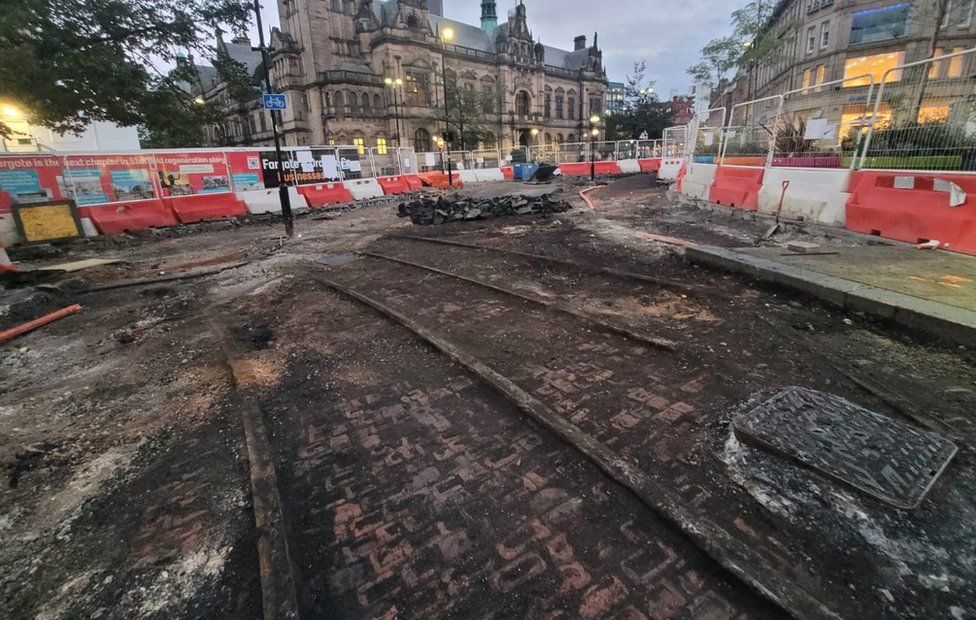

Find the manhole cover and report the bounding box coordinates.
[733,387,957,509]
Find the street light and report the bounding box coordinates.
[2,105,22,117]
[193,97,206,106]
[384,76,404,147]
[589,114,601,182]
[440,27,456,187]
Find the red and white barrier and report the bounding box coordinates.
[344,178,384,200]
[846,171,976,254]
[239,187,309,215]
[682,163,718,200]
[658,157,686,182]
[758,168,851,226]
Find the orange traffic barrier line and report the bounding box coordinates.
[0,304,82,344]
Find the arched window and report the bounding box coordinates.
[348,90,359,111]
[555,88,565,120]
[334,91,345,117]
[515,91,530,116]
[545,133,552,146]
[544,86,552,119]
[414,128,431,152]
[361,93,370,110]
[373,93,382,110]
[557,133,564,144]
[567,89,577,120]
[567,133,576,143]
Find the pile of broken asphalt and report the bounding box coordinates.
[397,194,571,226]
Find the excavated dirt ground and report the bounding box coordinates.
[1,176,974,618]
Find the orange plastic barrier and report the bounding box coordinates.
[638,158,662,172]
[558,162,623,177]
[78,200,179,234]
[846,172,976,254]
[501,167,514,180]
[708,166,765,211]
[377,176,413,195]
[403,175,424,191]
[418,172,463,189]
[298,183,353,207]
[164,193,248,224]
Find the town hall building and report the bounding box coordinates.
[207,0,609,153]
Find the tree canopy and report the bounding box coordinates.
[0,0,253,140]
[686,1,796,99]
[606,61,673,140]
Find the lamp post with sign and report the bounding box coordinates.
[254,0,293,237]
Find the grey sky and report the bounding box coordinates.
[253,0,745,97]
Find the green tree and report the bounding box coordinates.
[686,0,797,100]
[0,0,252,139]
[607,61,672,140]
[420,68,499,151]
[687,37,740,87]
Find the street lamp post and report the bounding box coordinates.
[589,114,601,182]
[253,0,293,238]
[384,77,403,147]
[440,27,455,187]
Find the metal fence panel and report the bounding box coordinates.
[771,75,875,169]
[663,126,689,157]
[720,96,783,166]
[861,47,976,171]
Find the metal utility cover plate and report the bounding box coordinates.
[733,387,958,509]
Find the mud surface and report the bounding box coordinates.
[1,177,974,618]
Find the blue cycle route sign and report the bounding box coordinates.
[262,94,287,110]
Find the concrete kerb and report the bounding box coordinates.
[668,189,906,247]
[686,244,976,348]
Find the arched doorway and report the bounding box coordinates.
[414,128,431,152]
[518,129,532,147]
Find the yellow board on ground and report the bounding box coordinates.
[13,200,83,243]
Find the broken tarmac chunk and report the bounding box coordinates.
[397,194,571,226]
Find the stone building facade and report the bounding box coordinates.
[733,0,976,135]
[265,0,608,153]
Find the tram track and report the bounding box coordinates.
[309,270,837,619]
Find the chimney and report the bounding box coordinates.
[574,35,586,51]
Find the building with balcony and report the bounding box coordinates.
[738,0,976,139]
[262,0,608,153]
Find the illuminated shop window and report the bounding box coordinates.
[843,51,905,86]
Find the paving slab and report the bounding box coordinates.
[687,244,976,348]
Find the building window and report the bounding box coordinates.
[555,88,565,119]
[568,93,576,120]
[515,91,531,116]
[405,71,429,107]
[589,96,602,115]
[820,21,830,48]
[414,128,431,152]
[802,67,813,90]
[376,136,388,155]
[353,136,365,155]
[949,46,966,77]
[544,90,552,118]
[850,4,909,45]
[843,51,906,86]
[962,0,975,26]
[806,26,816,53]
[943,0,953,27]
[816,65,826,86]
